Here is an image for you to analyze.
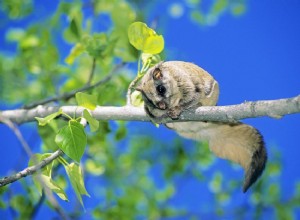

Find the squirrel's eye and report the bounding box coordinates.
[156,85,166,96]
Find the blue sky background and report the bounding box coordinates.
[0,0,300,219]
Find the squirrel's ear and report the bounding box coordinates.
[204,79,218,97]
[152,67,163,80]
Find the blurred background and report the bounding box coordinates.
[0,0,300,219]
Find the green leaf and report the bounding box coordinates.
[82,34,105,57]
[81,33,114,58]
[35,109,63,126]
[75,92,97,110]
[141,53,162,67]
[83,109,99,132]
[39,175,69,201]
[64,163,90,208]
[55,120,87,162]
[111,29,138,62]
[1,0,33,19]
[29,153,53,176]
[70,18,80,39]
[28,153,54,195]
[208,172,223,193]
[5,28,25,42]
[62,7,83,43]
[85,159,105,175]
[231,4,246,16]
[38,120,59,151]
[211,0,228,15]
[20,35,40,49]
[10,195,27,212]
[128,22,164,54]
[111,2,136,28]
[65,43,85,65]
[130,91,144,107]
[0,200,6,209]
[190,10,205,25]
[115,122,127,140]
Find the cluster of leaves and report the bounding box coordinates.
[26,19,166,211]
[0,1,140,218]
[0,0,137,105]
[33,92,100,207]
[0,0,33,19]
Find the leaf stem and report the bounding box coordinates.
[58,156,69,166]
[61,112,73,121]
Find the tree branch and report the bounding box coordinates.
[0,116,34,157]
[0,150,63,187]
[23,62,125,109]
[0,149,69,220]
[1,95,299,124]
[0,94,299,209]
[0,115,68,218]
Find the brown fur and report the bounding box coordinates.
[137,61,267,192]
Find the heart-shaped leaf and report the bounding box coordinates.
[35,109,63,126]
[75,92,97,110]
[83,109,99,132]
[64,163,90,208]
[128,22,164,54]
[55,120,87,162]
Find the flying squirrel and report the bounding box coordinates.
[136,61,267,193]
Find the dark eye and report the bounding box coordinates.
[156,85,166,96]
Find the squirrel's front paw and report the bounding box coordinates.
[167,106,182,120]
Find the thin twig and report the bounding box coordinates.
[87,58,96,86]
[30,172,68,220]
[0,117,34,157]
[23,62,125,109]
[0,117,68,218]
[30,192,45,219]
[84,62,125,90]
[0,150,63,187]
[0,118,88,219]
[0,118,65,217]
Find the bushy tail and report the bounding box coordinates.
[207,122,267,192]
[243,130,267,193]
